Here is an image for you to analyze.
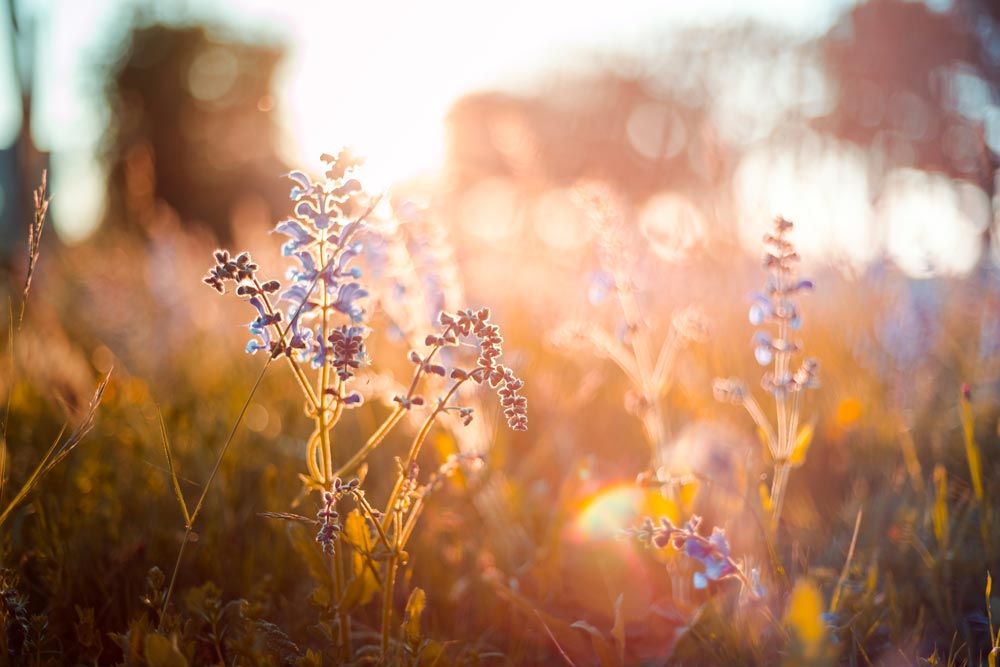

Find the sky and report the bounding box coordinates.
[0,0,861,238]
[5,0,988,281]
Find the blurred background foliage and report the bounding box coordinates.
[3,0,1000,664]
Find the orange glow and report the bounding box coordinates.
[568,483,679,543]
[836,397,862,426]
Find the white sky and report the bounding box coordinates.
[0,0,859,232]
[5,0,984,281]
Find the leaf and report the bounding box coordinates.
[789,423,814,468]
[143,634,189,667]
[416,639,447,666]
[110,615,153,666]
[296,649,323,667]
[158,408,190,526]
[571,620,620,667]
[287,523,332,588]
[759,482,773,515]
[402,587,426,647]
[783,579,831,663]
[960,387,985,503]
[932,465,949,548]
[342,509,379,609]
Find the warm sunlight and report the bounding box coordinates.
[6,0,1000,664]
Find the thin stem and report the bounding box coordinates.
[331,544,350,657]
[161,528,192,629]
[252,279,320,410]
[381,550,399,656]
[353,491,393,552]
[305,429,323,492]
[318,214,332,487]
[770,462,790,530]
[382,377,468,524]
[377,375,470,658]
[651,326,681,395]
[399,493,426,551]
[741,395,777,455]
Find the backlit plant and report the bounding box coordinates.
[713,216,819,529]
[190,151,527,661]
[552,183,708,477]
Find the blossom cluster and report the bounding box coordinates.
[203,151,373,404]
[315,476,362,555]
[402,308,528,431]
[747,216,819,397]
[632,515,762,598]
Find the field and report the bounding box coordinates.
[3,1,1000,665]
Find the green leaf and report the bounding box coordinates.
[342,509,379,608]
[158,407,190,526]
[403,587,426,647]
[143,634,188,667]
[960,387,985,503]
[932,465,949,548]
[783,579,836,665]
[789,423,814,468]
[288,523,332,588]
[296,649,323,667]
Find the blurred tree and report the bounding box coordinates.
[444,0,1000,264]
[817,0,1000,194]
[100,23,289,243]
[0,0,48,268]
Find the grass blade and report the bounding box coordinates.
[158,407,190,527]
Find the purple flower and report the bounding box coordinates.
[684,528,737,589]
[753,332,774,366]
[286,170,317,201]
[333,282,368,322]
[273,219,316,256]
[329,325,367,381]
[295,200,333,230]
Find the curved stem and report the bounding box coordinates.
[305,428,323,484]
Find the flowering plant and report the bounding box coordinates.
[713,216,819,528]
[193,151,526,660]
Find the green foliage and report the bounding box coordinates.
[5,163,1000,667]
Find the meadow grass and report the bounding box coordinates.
[0,163,999,666]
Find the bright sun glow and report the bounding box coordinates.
[569,483,679,542]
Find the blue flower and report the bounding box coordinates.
[280,285,318,315]
[285,171,317,201]
[686,528,737,589]
[753,332,774,366]
[295,201,333,230]
[333,282,368,322]
[749,294,771,325]
[246,297,272,354]
[273,219,316,256]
